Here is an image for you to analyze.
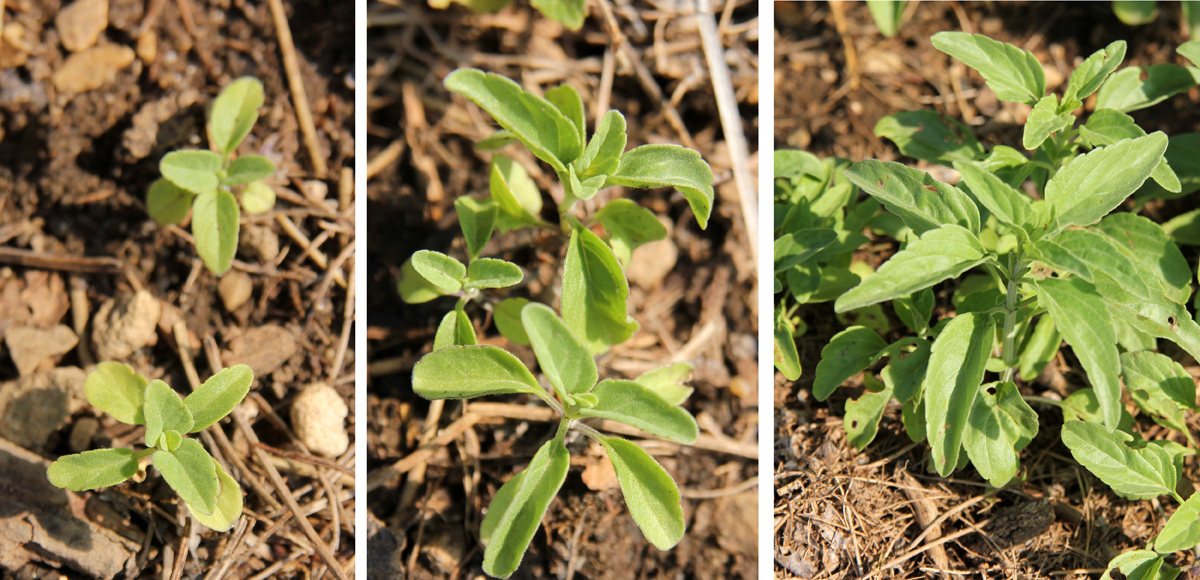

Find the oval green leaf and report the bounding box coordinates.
[47,448,140,491]
[842,159,980,235]
[482,437,569,579]
[593,199,667,267]
[925,312,995,476]
[184,364,253,432]
[411,345,543,400]
[561,225,638,354]
[147,178,196,226]
[144,379,195,447]
[604,144,715,229]
[634,362,694,406]
[812,326,888,401]
[1061,421,1178,500]
[410,250,466,294]
[433,308,477,351]
[222,155,274,186]
[192,190,240,276]
[153,438,219,516]
[577,379,698,444]
[210,77,265,155]
[931,31,1045,105]
[161,150,223,195]
[493,298,531,345]
[600,436,685,550]
[239,181,276,215]
[1155,491,1200,553]
[455,196,497,262]
[464,258,523,290]
[85,361,148,425]
[521,302,596,398]
[187,458,243,532]
[961,381,1038,488]
[576,110,626,178]
[398,258,447,304]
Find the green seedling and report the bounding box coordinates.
[813,32,1199,492]
[412,302,697,579]
[400,68,713,356]
[1112,0,1200,39]
[773,150,884,380]
[428,0,587,31]
[865,0,905,38]
[47,362,252,532]
[147,77,277,276]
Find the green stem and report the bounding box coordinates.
[1022,395,1065,408]
[575,421,605,443]
[999,255,1025,383]
[133,448,157,460]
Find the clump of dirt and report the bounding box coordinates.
[0,0,355,577]
[366,1,759,578]
[775,2,1200,577]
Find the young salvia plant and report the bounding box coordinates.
[412,302,698,579]
[47,362,252,532]
[399,68,714,356]
[403,68,713,579]
[773,150,885,380]
[147,77,277,276]
[815,32,1200,494]
[428,0,588,32]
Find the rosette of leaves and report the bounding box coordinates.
[811,31,1198,487]
[399,68,714,355]
[411,301,697,578]
[46,362,253,532]
[147,77,277,276]
[772,150,885,380]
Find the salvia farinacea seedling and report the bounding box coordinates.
[47,362,252,532]
[430,0,588,32]
[412,302,697,579]
[400,69,714,356]
[147,77,277,276]
[811,31,1200,573]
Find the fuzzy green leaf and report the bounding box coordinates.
[1045,132,1167,229]
[455,196,497,263]
[1061,421,1178,500]
[925,312,995,477]
[187,458,243,532]
[962,382,1038,487]
[433,308,478,351]
[605,144,714,229]
[579,380,698,444]
[1018,315,1060,381]
[493,298,531,345]
[892,289,934,337]
[1036,277,1122,429]
[813,326,888,401]
[545,84,586,147]
[85,362,148,425]
[774,326,801,381]
[1078,110,1179,194]
[445,69,581,173]
[464,258,523,289]
[1122,351,1196,437]
[843,160,980,235]
[192,190,240,276]
[774,229,838,274]
[1064,40,1127,104]
[865,0,904,37]
[410,250,466,294]
[844,376,893,450]
[147,179,195,226]
[874,110,984,164]
[1155,491,1200,553]
[47,448,139,491]
[531,0,585,30]
[594,199,667,267]
[482,437,569,579]
[161,430,182,452]
[239,181,275,215]
[1139,133,1200,199]
[835,224,989,313]
[144,380,194,448]
[561,226,638,354]
[479,469,525,546]
[1096,64,1199,113]
[154,438,219,516]
[1023,94,1075,150]
[634,362,694,406]
[881,339,931,403]
[931,32,1045,105]
[1101,551,1179,580]
[577,110,626,178]
[222,155,274,186]
[600,436,685,550]
[522,302,596,398]
[210,77,264,155]
[412,345,543,400]
[1093,213,1192,305]
[161,150,223,195]
[398,258,447,304]
[489,154,545,231]
[953,161,1033,231]
[184,364,253,432]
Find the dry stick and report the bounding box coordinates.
[679,475,758,499]
[68,276,95,367]
[267,0,327,179]
[367,413,484,491]
[169,521,190,580]
[328,259,354,384]
[365,139,405,179]
[0,247,122,273]
[400,399,444,510]
[275,214,347,287]
[694,0,757,264]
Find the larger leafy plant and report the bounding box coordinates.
[147,77,277,276]
[815,30,1200,572]
[47,362,252,532]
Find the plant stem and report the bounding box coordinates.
[134,448,157,460]
[574,421,605,443]
[999,255,1025,383]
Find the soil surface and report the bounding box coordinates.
[0,0,354,578]
[775,2,1200,578]
[365,1,759,578]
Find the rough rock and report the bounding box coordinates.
[239,224,280,264]
[222,325,297,377]
[290,383,349,458]
[626,219,678,290]
[56,0,109,52]
[5,325,78,376]
[0,367,87,450]
[91,290,161,361]
[52,44,135,95]
[0,23,30,69]
[218,271,253,312]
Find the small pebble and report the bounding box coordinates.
[217,271,253,312]
[5,324,78,376]
[52,44,135,95]
[91,290,161,361]
[56,0,109,52]
[290,383,349,458]
[136,30,156,64]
